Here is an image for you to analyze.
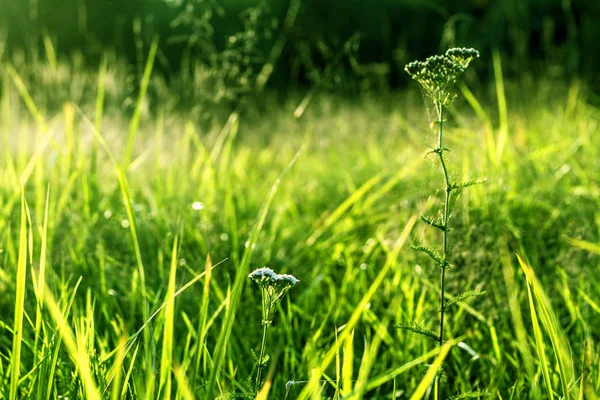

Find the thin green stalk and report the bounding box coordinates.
[256,323,269,391]
[435,104,451,398]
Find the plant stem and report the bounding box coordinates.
[256,323,269,392]
[436,103,451,398]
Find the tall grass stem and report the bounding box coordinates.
[256,323,269,391]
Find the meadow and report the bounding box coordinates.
[0,50,599,400]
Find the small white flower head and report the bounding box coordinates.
[405,47,479,107]
[274,273,299,287]
[249,267,277,285]
[249,267,299,325]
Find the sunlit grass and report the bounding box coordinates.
[0,56,599,399]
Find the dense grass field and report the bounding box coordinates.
[1,56,599,400]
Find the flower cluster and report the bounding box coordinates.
[405,48,479,106]
[445,47,480,69]
[249,267,299,325]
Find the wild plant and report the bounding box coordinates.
[398,48,485,398]
[248,267,299,393]
[168,0,276,104]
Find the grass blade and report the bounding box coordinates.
[32,185,50,362]
[518,255,575,399]
[194,254,213,385]
[520,257,554,399]
[158,235,179,398]
[492,49,508,164]
[9,192,28,400]
[306,171,386,247]
[43,284,101,400]
[296,215,417,400]
[409,338,458,400]
[123,35,159,166]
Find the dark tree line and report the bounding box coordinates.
[1,0,599,89]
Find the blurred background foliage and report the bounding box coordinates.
[0,0,598,96]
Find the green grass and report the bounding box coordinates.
[0,56,599,400]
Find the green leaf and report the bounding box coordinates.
[450,178,487,191]
[424,147,452,157]
[448,389,488,399]
[411,244,452,269]
[441,290,487,311]
[419,215,449,232]
[395,322,441,343]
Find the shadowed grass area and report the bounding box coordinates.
[0,58,599,399]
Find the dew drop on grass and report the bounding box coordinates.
[104,210,112,219]
[107,289,116,296]
[192,201,205,210]
[360,263,368,270]
[245,240,256,249]
[362,238,376,253]
[220,233,229,241]
[179,258,187,266]
[121,219,130,228]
